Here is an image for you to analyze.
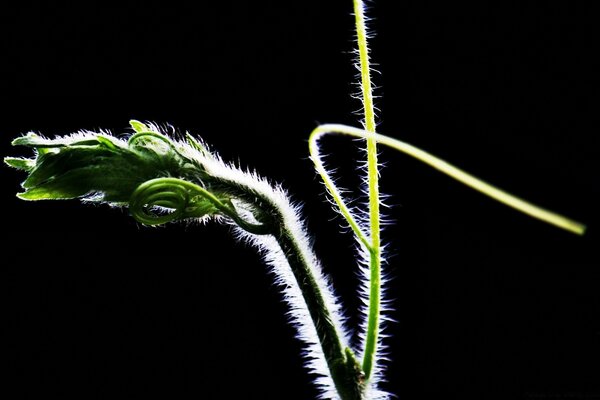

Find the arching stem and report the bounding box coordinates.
[310,124,586,236]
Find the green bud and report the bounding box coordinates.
[5,128,204,204]
[5,123,271,232]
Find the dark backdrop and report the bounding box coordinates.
[1,2,598,399]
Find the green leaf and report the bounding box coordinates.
[4,157,36,171]
[96,135,120,150]
[12,132,104,148]
[129,120,149,133]
[9,129,205,204]
[12,132,63,148]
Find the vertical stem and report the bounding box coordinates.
[353,0,381,381]
[354,0,377,134]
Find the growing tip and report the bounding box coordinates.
[11,132,39,147]
[129,120,149,133]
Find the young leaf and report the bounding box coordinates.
[129,119,149,133]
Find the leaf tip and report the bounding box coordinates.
[15,191,35,201]
[11,132,38,146]
[4,157,35,171]
[130,120,149,133]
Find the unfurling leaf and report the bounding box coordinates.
[6,128,207,204]
[4,123,270,232]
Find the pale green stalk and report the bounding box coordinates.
[309,124,586,236]
[353,0,381,380]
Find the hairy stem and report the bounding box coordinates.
[354,0,381,380]
[276,228,364,400]
[310,124,586,236]
[211,180,365,399]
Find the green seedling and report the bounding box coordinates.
[5,1,585,399]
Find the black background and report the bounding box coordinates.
[1,2,599,399]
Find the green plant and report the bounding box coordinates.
[4,1,585,399]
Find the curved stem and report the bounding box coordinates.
[310,124,587,236]
[198,176,366,399]
[275,227,364,400]
[308,141,371,250]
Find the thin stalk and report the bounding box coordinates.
[353,0,381,380]
[310,124,586,236]
[308,144,371,250]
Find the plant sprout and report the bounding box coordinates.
[4,1,586,399]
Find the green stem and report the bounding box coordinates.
[309,120,586,391]
[276,228,364,400]
[130,176,364,397]
[353,0,381,380]
[207,179,366,399]
[309,124,586,236]
[353,0,377,134]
